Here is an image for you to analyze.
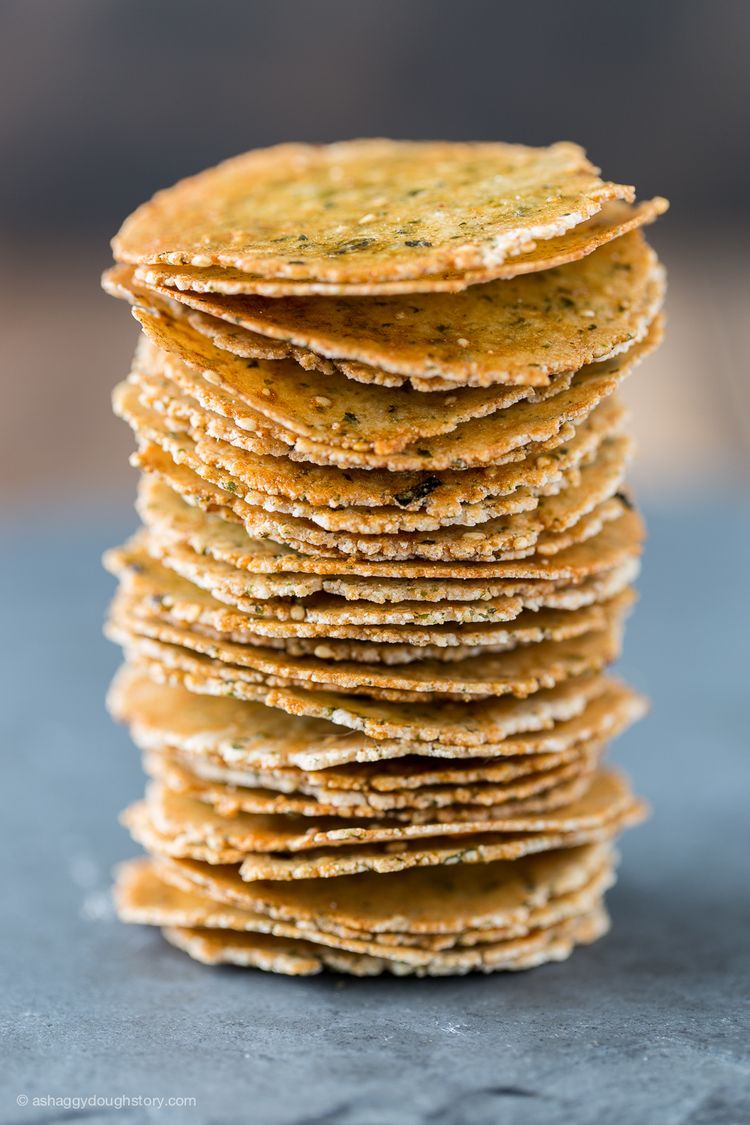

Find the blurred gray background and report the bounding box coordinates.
[1,0,748,510]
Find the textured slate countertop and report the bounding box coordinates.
[1,503,748,1125]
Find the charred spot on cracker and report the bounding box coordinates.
[394,476,443,508]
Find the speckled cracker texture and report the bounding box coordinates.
[102,138,666,975]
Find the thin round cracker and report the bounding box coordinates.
[131,230,663,394]
[119,373,627,524]
[119,198,667,377]
[134,475,644,593]
[124,770,645,880]
[116,857,613,967]
[113,139,635,289]
[124,530,639,625]
[108,538,635,655]
[132,197,667,299]
[129,431,632,560]
[153,841,613,934]
[109,662,621,763]
[143,744,600,819]
[107,589,627,700]
[158,906,609,975]
[128,314,661,471]
[130,767,613,855]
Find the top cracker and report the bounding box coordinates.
[112,139,638,293]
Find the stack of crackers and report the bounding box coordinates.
[103,140,667,976]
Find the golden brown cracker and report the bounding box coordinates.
[135,474,644,594]
[123,198,667,370]
[109,662,620,763]
[107,541,633,656]
[116,857,613,967]
[159,906,609,974]
[136,197,666,298]
[133,768,613,856]
[123,770,645,879]
[113,139,635,288]
[143,744,599,820]
[107,590,626,701]
[128,318,660,471]
[154,841,612,934]
[133,232,663,396]
[112,652,620,749]
[126,427,632,559]
[125,529,639,626]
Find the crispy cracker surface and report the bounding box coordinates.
[103,137,664,974]
[114,197,667,355]
[113,139,636,290]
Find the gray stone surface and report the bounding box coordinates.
[1,504,748,1125]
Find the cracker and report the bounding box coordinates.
[121,655,617,748]
[123,770,645,879]
[125,380,629,537]
[129,233,662,403]
[135,474,644,591]
[134,316,576,457]
[111,664,641,768]
[109,662,620,761]
[159,905,608,974]
[116,378,554,534]
[106,285,587,452]
[126,596,628,667]
[120,373,633,538]
[142,772,595,845]
[160,691,640,806]
[130,766,615,855]
[126,378,629,532]
[125,386,627,517]
[139,231,662,394]
[150,747,598,819]
[123,199,667,376]
[143,742,598,817]
[154,841,612,934]
[161,926,330,974]
[158,746,592,803]
[130,531,639,625]
[112,139,635,288]
[127,428,632,559]
[116,857,612,967]
[135,209,671,301]
[118,856,616,952]
[128,317,660,470]
[145,852,616,952]
[107,592,626,700]
[135,197,667,300]
[107,543,634,654]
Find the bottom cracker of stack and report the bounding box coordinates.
[116,845,615,977]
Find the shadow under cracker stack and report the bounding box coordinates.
[102,138,667,976]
